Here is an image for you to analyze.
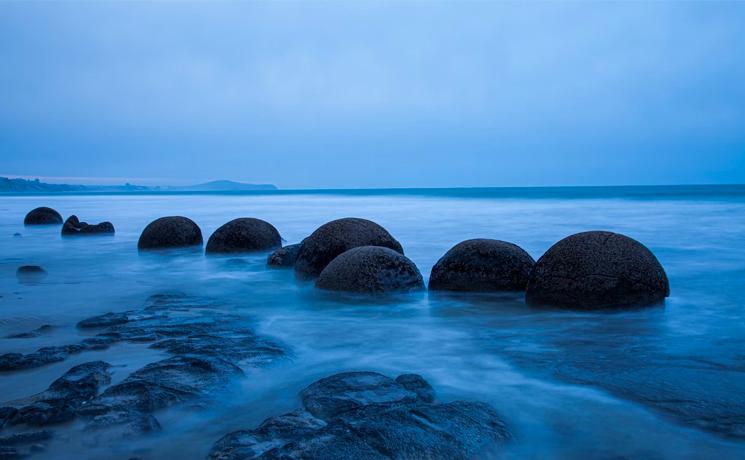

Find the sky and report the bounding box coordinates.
[1,1,744,189]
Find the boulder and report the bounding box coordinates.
[61,215,115,236]
[24,207,63,225]
[16,265,47,284]
[137,216,202,250]
[206,218,281,254]
[316,246,424,294]
[429,239,535,292]
[295,218,403,279]
[267,243,302,268]
[525,231,670,309]
[209,371,510,460]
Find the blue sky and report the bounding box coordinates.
[1,1,744,188]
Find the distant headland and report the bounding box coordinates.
[0,177,277,193]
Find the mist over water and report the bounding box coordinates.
[1,188,745,459]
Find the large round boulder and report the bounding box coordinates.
[526,231,669,309]
[24,207,63,225]
[316,246,424,294]
[295,218,404,279]
[429,239,535,292]
[267,243,302,268]
[61,215,115,236]
[206,218,281,254]
[137,216,203,250]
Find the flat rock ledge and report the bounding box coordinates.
[208,371,510,460]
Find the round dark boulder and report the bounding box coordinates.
[16,265,47,284]
[295,218,404,279]
[316,246,424,294]
[61,215,115,236]
[137,216,203,250]
[267,243,302,268]
[429,239,535,292]
[526,231,670,309]
[206,218,281,254]
[24,207,63,225]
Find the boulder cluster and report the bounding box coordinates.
[21,207,670,309]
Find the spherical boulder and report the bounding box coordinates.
[429,239,535,292]
[206,218,281,254]
[316,246,424,294]
[267,243,302,268]
[526,231,669,309]
[295,218,404,279]
[24,207,63,225]
[61,215,115,236]
[137,216,203,250]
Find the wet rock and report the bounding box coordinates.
[2,361,111,427]
[61,215,115,236]
[12,233,21,238]
[6,325,53,339]
[206,218,281,254]
[316,246,424,294]
[23,207,62,226]
[267,243,302,268]
[429,239,535,292]
[0,344,86,371]
[526,231,670,309]
[209,371,510,460]
[15,266,47,285]
[295,218,404,279]
[137,216,203,250]
[77,312,130,329]
[395,373,435,403]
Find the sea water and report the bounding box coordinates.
[1,186,744,459]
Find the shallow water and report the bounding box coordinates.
[1,188,745,459]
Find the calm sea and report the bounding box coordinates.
[1,185,744,459]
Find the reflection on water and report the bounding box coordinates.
[1,189,745,458]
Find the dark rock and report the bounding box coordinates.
[12,233,21,238]
[395,373,435,403]
[295,218,404,279]
[316,246,424,294]
[206,218,281,254]
[137,216,203,250]
[6,325,53,339]
[301,371,422,420]
[429,239,535,292]
[0,344,86,371]
[267,243,302,268]
[16,265,45,275]
[61,215,115,236]
[77,312,130,329]
[23,207,62,226]
[209,371,510,460]
[2,361,111,427]
[526,231,670,309]
[0,430,52,446]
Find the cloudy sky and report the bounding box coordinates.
[1,1,744,188]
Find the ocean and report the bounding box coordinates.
[1,186,744,459]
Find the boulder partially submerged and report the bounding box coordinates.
[137,216,203,250]
[209,371,510,460]
[429,239,535,292]
[24,207,63,226]
[61,215,115,236]
[316,246,424,294]
[267,243,302,268]
[206,218,281,254]
[526,231,669,309]
[295,218,404,279]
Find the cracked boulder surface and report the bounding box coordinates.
[208,371,510,460]
[0,294,287,454]
[525,231,669,309]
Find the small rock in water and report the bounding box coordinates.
[6,324,53,339]
[267,243,302,268]
[294,218,404,279]
[61,215,115,236]
[137,216,203,250]
[526,231,670,309]
[316,246,424,293]
[13,232,21,238]
[206,218,281,253]
[23,207,63,226]
[16,266,47,285]
[429,239,535,292]
[76,312,130,329]
[208,371,510,460]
